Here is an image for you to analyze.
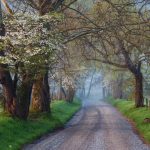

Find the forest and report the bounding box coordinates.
[0,0,150,150]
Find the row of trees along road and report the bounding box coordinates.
[0,0,87,120]
[0,0,149,120]
[65,0,150,108]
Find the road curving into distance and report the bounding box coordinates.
[23,100,150,150]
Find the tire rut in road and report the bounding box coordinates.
[58,106,101,150]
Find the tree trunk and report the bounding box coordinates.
[102,87,106,98]
[31,79,42,112]
[41,71,50,112]
[134,72,144,107]
[66,86,75,103]
[0,64,16,115]
[111,78,123,99]
[31,71,50,113]
[15,75,33,120]
[59,77,63,100]
[87,71,95,97]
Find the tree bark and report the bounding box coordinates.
[41,71,50,112]
[134,72,144,107]
[15,74,33,120]
[66,86,75,103]
[31,71,50,113]
[31,79,42,112]
[0,64,16,115]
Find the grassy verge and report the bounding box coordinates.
[107,98,150,143]
[0,99,81,150]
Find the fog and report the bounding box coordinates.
[76,72,104,106]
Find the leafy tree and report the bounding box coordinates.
[76,0,150,107]
[0,13,63,119]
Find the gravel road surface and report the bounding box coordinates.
[23,100,150,150]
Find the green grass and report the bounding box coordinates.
[107,98,150,143]
[0,99,81,150]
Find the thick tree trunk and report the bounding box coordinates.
[134,72,144,108]
[31,79,42,112]
[118,40,144,107]
[31,72,50,113]
[41,71,50,112]
[0,64,16,115]
[15,75,33,120]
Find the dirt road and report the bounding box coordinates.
[23,100,150,150]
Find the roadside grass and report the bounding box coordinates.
[107,98,150,143]
[0,99,81,150]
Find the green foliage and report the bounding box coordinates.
[108,99,150,143]
[0,100,81,150]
